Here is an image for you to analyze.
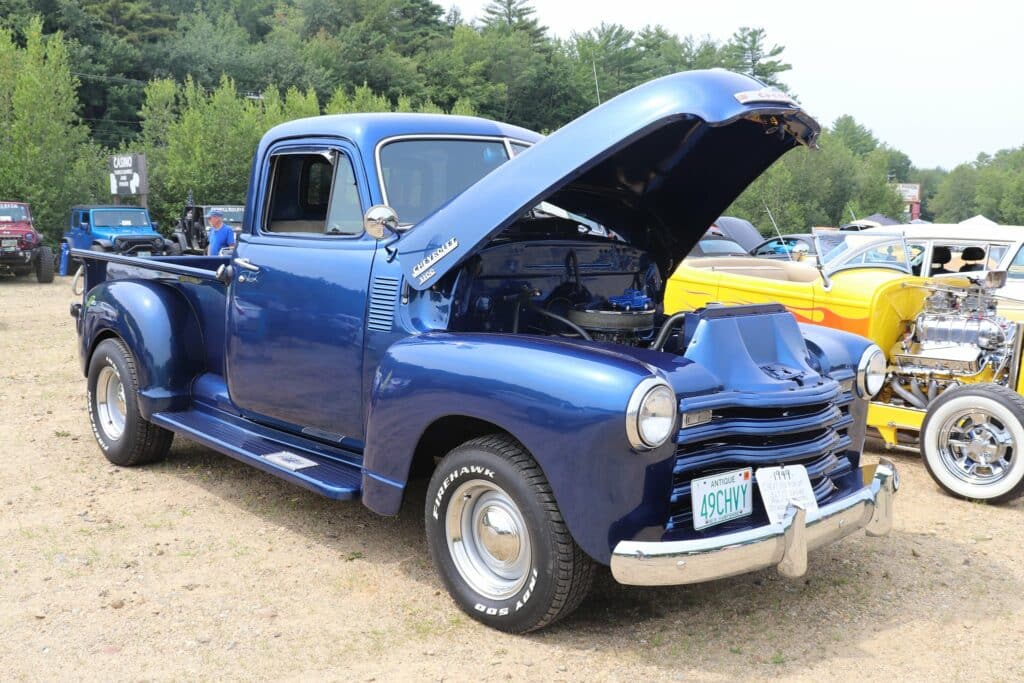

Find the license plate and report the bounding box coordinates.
[136,250,151,257]
[1,239,16,247]
[691,467,753,530]
[756,465,819,525]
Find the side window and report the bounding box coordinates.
[263,151,363,236]
[988,244,1009,269]
[325,158,363,234]
[1009,244,1024,280]
[754,239,781,256]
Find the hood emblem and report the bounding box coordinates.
[412,238,459,281]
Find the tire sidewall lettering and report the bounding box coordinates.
[431,465,496,520]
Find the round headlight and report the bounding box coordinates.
[626,378,677,450]
[856,344,886,398]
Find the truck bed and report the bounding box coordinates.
[72,249,228,288]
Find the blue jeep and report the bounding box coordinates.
[70,70,897,633]
[64,205,175,256]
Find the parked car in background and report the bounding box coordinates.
[64,205,175,257]
[70,70,897,632]
[688,235,751,257]
[0,201,53,282]
[750,233,817,261]
[171,204,245,254]
[704,216,764,251]
[667,231,1024,502]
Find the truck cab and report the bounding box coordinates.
[71,70,897,633]
[65,205,173,256]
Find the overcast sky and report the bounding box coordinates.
[446,0,1023,170]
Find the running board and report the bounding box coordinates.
[151,409,362,500]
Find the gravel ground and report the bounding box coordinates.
[3,278,1024,681]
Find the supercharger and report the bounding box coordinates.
[888,280,1021,408]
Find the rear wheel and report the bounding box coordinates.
[35,246,54,282]
[425,435,595,633]
[921,383,1024,502]
[87,338,172,466]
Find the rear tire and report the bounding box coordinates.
[921,383,1024,503]
[35,246,54,282]
[425,435,595,633]
[87,338,172,466]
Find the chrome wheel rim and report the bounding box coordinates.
[939,408,1015,485]
[95,365,126,441]
[445,480,532,601]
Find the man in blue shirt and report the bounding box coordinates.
[206,209,236,255]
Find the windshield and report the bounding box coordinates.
[92,209,150,228]
[698,238,748,255]
[0,204,28,222]
[379,138,510,224]
[209,207,244,225]
[815,231,915,274]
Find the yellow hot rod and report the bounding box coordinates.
[667,232,1024,502]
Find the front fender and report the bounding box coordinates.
[798,322,873,376]
[79,279,205,417]
[92,239,113,250]
[798,322,872,454]
[362,333,678,564]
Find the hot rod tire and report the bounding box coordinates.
[425,435,595,633]
[87,338,173,467]
[921,384,1024,503]
[35,246,54,283]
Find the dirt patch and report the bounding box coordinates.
[3,279,1024,681]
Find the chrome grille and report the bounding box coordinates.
[668,380,855,534]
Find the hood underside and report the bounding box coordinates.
[397,69,819,290]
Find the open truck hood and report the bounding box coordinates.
[397,69,819,290]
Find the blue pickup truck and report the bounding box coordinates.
[64,205,177,256]
[71,70,897,633]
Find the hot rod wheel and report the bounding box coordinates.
[424,435,595,633]
[921,383,1024,503]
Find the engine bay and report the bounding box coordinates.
[884,278,1022,409]
[446,232,667,348]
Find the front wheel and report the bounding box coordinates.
[87,338,173,466]
[425,435,595,633]
[921,383,1024,502]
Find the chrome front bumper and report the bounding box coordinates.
[610,458,898,586]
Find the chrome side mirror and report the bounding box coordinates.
[984,270,1008,289]
[364,205,400,240]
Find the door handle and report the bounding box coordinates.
[233,258,260,272]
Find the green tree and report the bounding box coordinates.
[569,23,643,103]
[723,27,790,89]
[930,165,978,222]
[830,115,878,156]
[0,19,104,244]
[481,0,546,44]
